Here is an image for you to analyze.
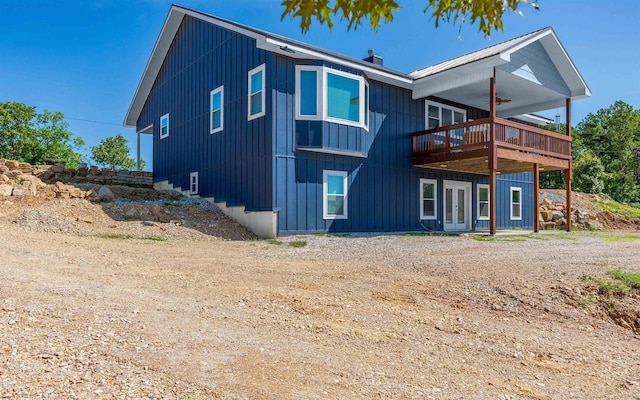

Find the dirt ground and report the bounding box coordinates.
[1,192,640,399]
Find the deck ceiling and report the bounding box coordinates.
[435,69,570,117]
[415,155,568,175]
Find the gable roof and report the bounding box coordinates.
[123,5,412,128]
[124,6,591,128]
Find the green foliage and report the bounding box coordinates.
[573,150,606,194]
[0,101,85,168]
[91,134,144,171]
[266,238,284,245]
[581,275,630,297]
[607,269,640,289]
[574,101,640,203]
[288,240,307,248]
[281,0,538,36]
[596,199,640,219]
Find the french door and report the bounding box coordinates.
[443,181,471,231]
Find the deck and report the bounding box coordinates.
[411,118,572,174]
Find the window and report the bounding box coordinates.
[160,113,169,139]
[210,86,224,133]
[426,101,466,130]
[248,64,265,120]
[190,172,198,195]
[295,66,368,129]
[510,187,522,220]
[323,170,348,219]
[477,184,490,220]
[420,178,437,220]
[297,67,319,118]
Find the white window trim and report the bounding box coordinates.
[295,66,369,131]
[419,178,437,220]
[160,113,169,139]
[425,100,467,129]
[248,64,266,121]
[510,187,522,221]
[323,170,348,220]
[210,86,224,134]
[477,184,490,220]
[190,172,199,195]
[295,65,322,121]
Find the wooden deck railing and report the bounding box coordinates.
[411,117,571,161]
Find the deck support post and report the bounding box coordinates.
[565,98,572,232]
[136,131,141,171]
[488,73,497,235]
[533,163,539,233]
[489,168,497,235]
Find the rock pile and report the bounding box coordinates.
[538,194,627,231]
[0,159,128,202]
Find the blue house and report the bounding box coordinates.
[124,5,590,238]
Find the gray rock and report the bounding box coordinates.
[97,186,115,202]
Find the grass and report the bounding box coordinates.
[288,240,307,248]
[99,233,165,241]
[100,233,134,240]
[581,269,640,297]
[601,234,640,242]
[597,198,640,219]
[607,268,640,289]
[265,239,283,245]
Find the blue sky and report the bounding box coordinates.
[1,1,638,170]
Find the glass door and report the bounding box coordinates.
[443,181,471,231]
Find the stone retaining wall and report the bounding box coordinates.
[0,159,153,187]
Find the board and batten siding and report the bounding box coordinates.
[137,16,274,212]
[272,54,504,233]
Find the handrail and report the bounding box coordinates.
[411,117,572,160]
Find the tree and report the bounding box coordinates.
[91,134,145,171]
[280,0,539,36]
[574,101,640,202]
[0,101,85,168]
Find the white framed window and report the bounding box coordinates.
[160,113,169,139]
[210,86,224,133]
[323,170,348,220]
[295,66,369,130]
[510,187,522,220]
[477,184,490,220]
[190,172,198,195]
[295,65,322,120]
[426,101,466,130]
[248,64,265,120]
[419,178,437,220]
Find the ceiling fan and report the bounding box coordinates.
[484,96,512,106]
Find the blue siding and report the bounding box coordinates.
[137,16,273,211]
[273,54,499,233]
[137,17,536,234]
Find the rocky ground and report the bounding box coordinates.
[1,184,640,399]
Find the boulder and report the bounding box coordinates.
[149,204,171,223]
[551,210,564,221]
[0,166,8,173]
[0,184,13,196]
[97,186,115,202]
[5,160,19,169]
[11,187,25,197]
[542,198,553,208]
[51,165,64,173]
[540,210,554,222]
[77,168,89,177]
[0,175,9,184]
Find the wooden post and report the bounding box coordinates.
[489,168,497,235]
[136,131,141,171]
[533,163,539,233]
[565,98,572,232]
[489,73,497,235]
